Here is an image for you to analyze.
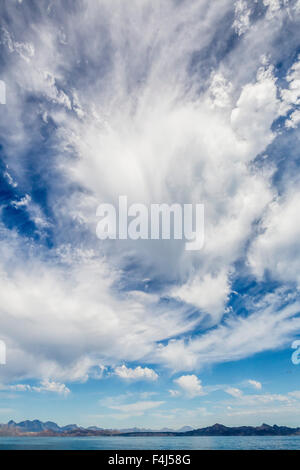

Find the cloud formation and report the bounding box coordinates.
[114,365,158,381]
[248,380,262,390]
[174,375,204,397]
[0,0,299,388]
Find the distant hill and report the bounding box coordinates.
[183,423,300,436]
[0,420,116,436]
[0,420,300,437]
[2,420,82,435]
[121,423,300,437]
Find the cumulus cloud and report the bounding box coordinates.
[231,64,280,155]
[248,192,300,286]
[32,379,70,396]
[114,365,158,381]
[1,379,70,396]
[174,375,205,397]
[247,56,300,287]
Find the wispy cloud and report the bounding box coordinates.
[248,380,262,390]
[0,0,299,397]
[109,400,165,417]
[225,387,244,398]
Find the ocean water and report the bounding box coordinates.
[0,436,300,450]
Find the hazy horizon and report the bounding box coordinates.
[0,0,300,431]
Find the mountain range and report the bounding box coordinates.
[0,420,300,437]
[0,420,193,436]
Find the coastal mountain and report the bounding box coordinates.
[184,423,300,436]
[119,423,300,437]
[7,420,62,433]
[113,426,194,433]
[5,420,81,433]
[0,420,192,436]
[0,420,300,437]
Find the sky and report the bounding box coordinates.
[0,0,300,430]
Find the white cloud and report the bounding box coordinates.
[114,365,158,381]
[1,379,70,396]
[155,299,300,371]
[288,391,300,399]
[11,194,31,208]
[0,0,299,386]
[285,109,300,128]
[32,379,70,396]
[248,379,262,390]
[7,384,31,392]
[295,0,300,13]
[249,192,300,286]
[223,389,300,421]
[109,400,164,417]
[1,26,35,62]
[11,195,51,232]
[3,170,18,188]
[225,387,244,398]
[247,58,300,288]
[230,65,280,156]
[174,375,204,398]
[208,72,233,108]
[231,392,292,404]
[170,269,231,324]
[233,0,252,36]
[263,0,283,19]
[281,57,300,113]
[0,236,196,382]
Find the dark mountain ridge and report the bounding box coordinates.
[1,420,300,437]
[183,423,300,436]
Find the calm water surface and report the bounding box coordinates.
[0,436,300,450]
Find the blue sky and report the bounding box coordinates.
[0,0,300,429]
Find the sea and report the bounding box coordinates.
[0,435,300,450]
